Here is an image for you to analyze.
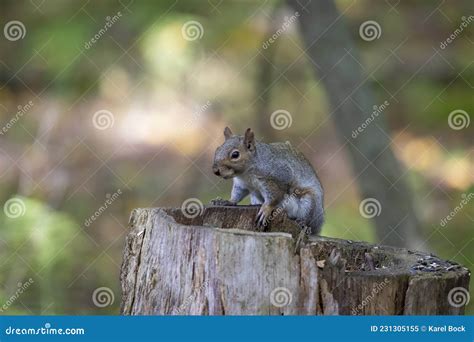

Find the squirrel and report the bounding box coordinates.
[211,127,324,235]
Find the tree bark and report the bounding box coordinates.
[286,0,424,250]
[120,206,470,315]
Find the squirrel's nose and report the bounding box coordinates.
[212,164,220,176]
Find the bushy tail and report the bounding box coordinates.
[307,193,324,235]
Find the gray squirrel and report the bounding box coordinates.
[211,127,324,234]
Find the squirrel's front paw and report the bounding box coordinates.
[210,197,236,206]
[255,205,273,230]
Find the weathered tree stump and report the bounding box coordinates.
[120,206,470,315]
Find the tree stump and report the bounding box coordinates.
[120,206,470,315]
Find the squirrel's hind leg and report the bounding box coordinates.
[284,192,323,235]
[283,193,311,220]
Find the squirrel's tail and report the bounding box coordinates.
[306,191,324,235]
[307,205,324,235]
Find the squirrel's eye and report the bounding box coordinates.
[230,150,240,159]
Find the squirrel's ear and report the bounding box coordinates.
[224,127,233,140]
[243,128,255,152]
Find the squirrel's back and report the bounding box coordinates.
[255,141,320,187]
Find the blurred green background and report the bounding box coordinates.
[0,0,472,315]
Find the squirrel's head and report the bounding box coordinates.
[212,127,256,179]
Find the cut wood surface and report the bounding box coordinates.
[120,206,470,315]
